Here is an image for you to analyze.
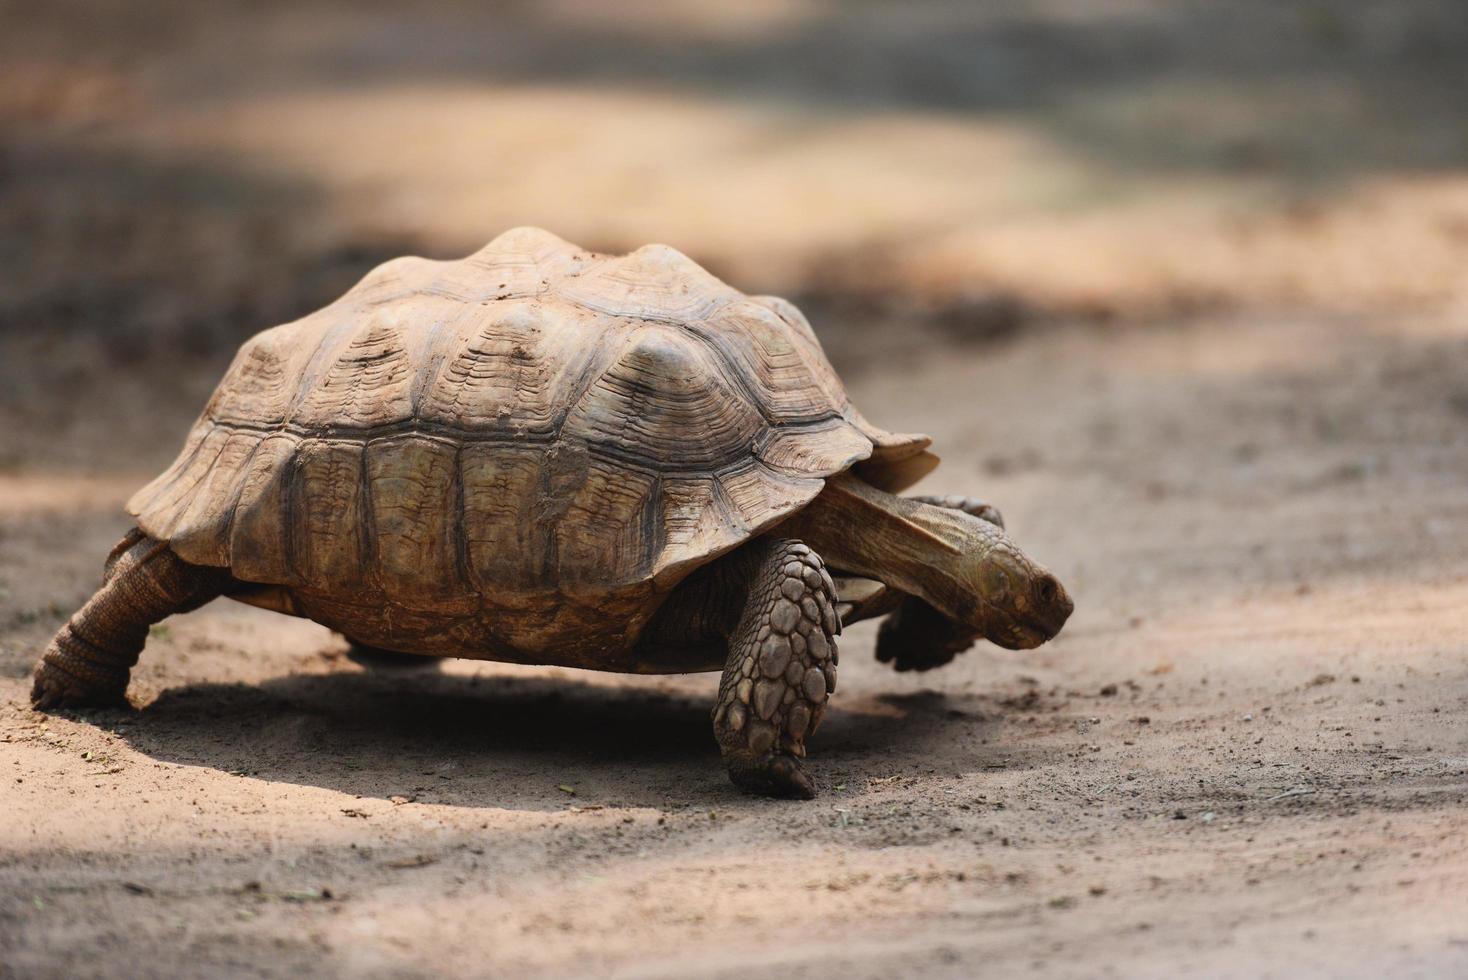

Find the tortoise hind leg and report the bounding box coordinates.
[713,538,840,800]
[31,531,229,709]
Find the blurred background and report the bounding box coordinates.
[3,3,1467,977]
[6,0,1468,357]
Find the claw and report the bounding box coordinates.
[30,662,128,711]
[726,750,817,800]
[767,754,816,800]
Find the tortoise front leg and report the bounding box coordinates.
[713,538,840,800]
[875,495,1003,672]
[31,531,228,709]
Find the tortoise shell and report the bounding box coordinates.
[127,228,936,665]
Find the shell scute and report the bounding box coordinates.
[227,433,300,584]
[757,420,872,478]
[365,435,468,605]
[164,429,262,565]
[459,443,551,590]
[207,325,298,427]
[418,300,597,434]
[293,314,417,429]
[699,298,840,422]
[561,326,764,470]
[554,457,660,596]
[291,440,367,586]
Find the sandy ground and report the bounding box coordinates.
[3,2,1468,977]
[3,311,1466,978]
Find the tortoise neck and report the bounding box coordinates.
[778,472,1000,620]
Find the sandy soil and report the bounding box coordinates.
[3,2,1467,977]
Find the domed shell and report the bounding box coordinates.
[128,228,936,606]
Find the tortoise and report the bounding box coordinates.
[31,227,1072,798]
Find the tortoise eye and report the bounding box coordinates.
[981,565,1011,599]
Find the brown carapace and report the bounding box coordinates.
[32,228,1072,798]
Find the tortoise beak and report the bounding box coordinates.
[993,573,1073,650]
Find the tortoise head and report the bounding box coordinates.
[953,520,1073,650]
[785,473,1074,650]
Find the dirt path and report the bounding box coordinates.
[3,311,1465,978]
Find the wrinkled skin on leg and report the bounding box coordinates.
[712,538,840,800]
[32,531,228,709]
[876,495,1004,672]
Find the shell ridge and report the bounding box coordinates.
[450,443,476,595]
[162,417,863,481]
[357,437,380,594]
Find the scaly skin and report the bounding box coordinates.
[876,495,1004,672]
[712,538,840,800]
[32,532,228,709]
[908,495,1005,530]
